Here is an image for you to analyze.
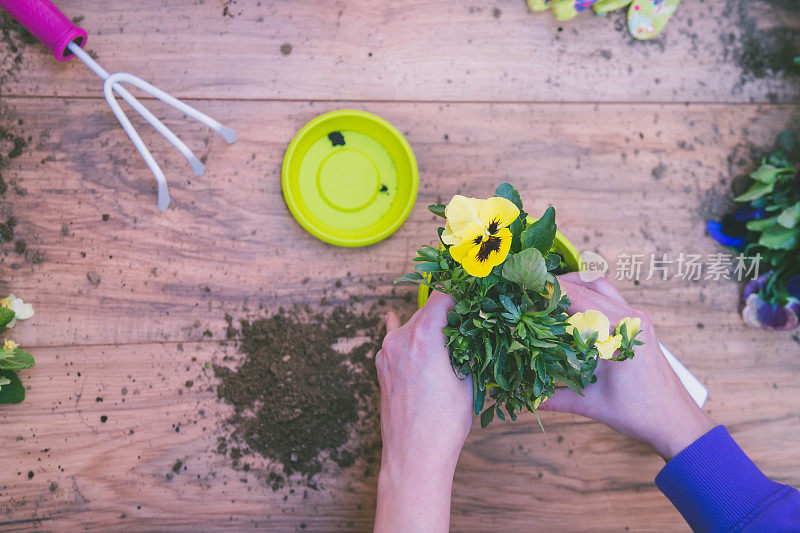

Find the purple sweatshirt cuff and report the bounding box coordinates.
[655,425,783,532]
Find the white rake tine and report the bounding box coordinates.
[102,79,171,212]
[106,72,205,176]
[107,72,237,145]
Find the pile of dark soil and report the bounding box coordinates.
[214,304,384,487]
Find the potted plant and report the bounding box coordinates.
[707,131,800,331]
[397,184,643,427]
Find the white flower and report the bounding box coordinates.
[1,294,34,328]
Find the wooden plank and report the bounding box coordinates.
[1,338,798,531]
[2,97,800,530]
[1,98,797,350]
[0,0,798,104]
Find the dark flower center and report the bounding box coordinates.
[476,236,502,262]
[487,220,500,234]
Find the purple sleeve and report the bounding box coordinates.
[655,425,800,532]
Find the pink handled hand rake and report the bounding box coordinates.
[0,0,237,211]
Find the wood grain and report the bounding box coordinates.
[1,97,799,531]
[1,98,798,349]
[1,338,797,531]
[1,0,800,529]
[0,0,798,103]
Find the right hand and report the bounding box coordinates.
[540,273,716,460]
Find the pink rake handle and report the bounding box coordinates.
[0,0,87,61]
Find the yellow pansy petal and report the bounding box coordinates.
[566,310,611,343]
[596,334,622,359]
[444,195,484,237]
[441,220,457,246]
[459,227,513,278]
[615,316,641,338]
[461,251,495,277]
[442,219,483,248]
[478,197,520,231]
[449,238,477,263]
[582,310,611,342]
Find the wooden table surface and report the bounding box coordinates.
[1,0,799,531]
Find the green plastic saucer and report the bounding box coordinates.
[282,110,419,247]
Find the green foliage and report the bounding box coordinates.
[0,347,35,370]
[0,303,36,404]
[727,130,800,308]
[0,307,14,330]
[0,370,24,404]
[397,184,635,428]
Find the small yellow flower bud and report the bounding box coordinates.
[3,339,17,351]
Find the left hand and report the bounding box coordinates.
[374,290,473,532]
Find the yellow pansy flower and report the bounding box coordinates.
[614,316,641,339]
[441,195,520,278]
[595,335,622,360]
[3,339,18,351]
[565,309,622,359]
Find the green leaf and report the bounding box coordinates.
[544,252,562,271]
[749,163,782,184]
[545,277,562,314]
[428,204,447,218]
[501,248,547,292]
[0,349,35,370]
[735,181,775,202]
[480,405,495,428]
[394,272,427,285]
[508,340,526,353]
[414,262,443,273]
[495,183,528,252]
[494,183,523,211]
[498,295,518,316]
[414,245,440,261]
[473,373,485,416]
[0,369,24,404]
[455,300,472,314]
[777,202,800,228]
[746,215,779,232]
[521,207,557,253]
[550,371,584,396]
[759,226,798,250]
[0,307,14,330]
[494,372,510,391]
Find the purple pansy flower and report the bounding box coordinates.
[741,272,800,331]
[787,274,800,301]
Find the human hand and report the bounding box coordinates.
[374,290,473,533]
[540,273,716,461]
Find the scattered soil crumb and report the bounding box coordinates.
[87,272,101,287]
[722,0,800,86]
[214,304,383,487]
